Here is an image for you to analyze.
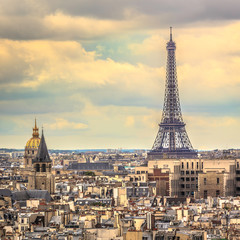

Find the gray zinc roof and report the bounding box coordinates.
[12,190,51,202]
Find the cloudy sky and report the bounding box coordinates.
[1,0,240,150]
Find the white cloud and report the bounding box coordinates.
[46,118,88,130]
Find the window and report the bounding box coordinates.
[202,162,203,169]
[181,171,184,176]
[35,164,40,172]
[204,190,208,199]
[137,171,140,174]
[197,162,199,169]
[42,164,46,172]
[186,171,189,175]
[191,184,195,188]
[216,190,220,197]
[204,178,207,185]
[191,171,194,175]
[187,162,189,169]
[186,184,190,188]
[181,177,184,181]
[192,162,194,169]
[186,177,190,181]
[237,162,240,169]
[182,162,184,169]
[217,178,219,184]
[32,150,34,154]
[181,184,185,188]
[21,219,24,223]
[191,178,195,181]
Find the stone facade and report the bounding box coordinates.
[148,158,239,198]
[28,171,55,194]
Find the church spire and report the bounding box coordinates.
[32,118,39,138]
[33,129,51,163]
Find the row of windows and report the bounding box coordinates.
[35,164,51,172]
[127,188,148,192]
[129,177,145,181]
[136,171,148,174]
[181,162,203,169]
[27,150,35,154]
[180,191,195,196]
[181,171,198,175]
[21,226,28,231]
[21,218,29,224]
[180,177,198,182]
[128,193,148,197]
[180,184,198,189]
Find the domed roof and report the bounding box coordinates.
[26,137,40,149]
[25,119,40,149]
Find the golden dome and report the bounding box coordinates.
[25,119,40,149]
[26,137,40,149]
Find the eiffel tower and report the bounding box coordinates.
[148,28,197,159]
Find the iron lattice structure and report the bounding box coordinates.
[148,28,197,159]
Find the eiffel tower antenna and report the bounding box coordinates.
[170,26,172,41]
[148,28,197,159]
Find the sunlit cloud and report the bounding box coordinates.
[46,118,88,130]
[125,116,135,127]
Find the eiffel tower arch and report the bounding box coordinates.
[148,28,197,160]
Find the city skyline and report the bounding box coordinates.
[1,0,240,150]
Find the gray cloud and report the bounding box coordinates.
[0,0,239,40]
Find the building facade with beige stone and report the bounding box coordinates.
[148,157,239,198]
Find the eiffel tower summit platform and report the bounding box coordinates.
[148,28,197,160]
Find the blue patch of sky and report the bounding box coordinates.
[81,33,150,64]
[0,119,19,135]
[182,102,240,117]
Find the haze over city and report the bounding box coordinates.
[1,0,240,150]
